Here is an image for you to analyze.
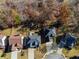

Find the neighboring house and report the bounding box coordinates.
[23,32,41,49]
[9,34,22,51]
[59,33,76,50]
[39,27,56,44]
[0,34,6,49]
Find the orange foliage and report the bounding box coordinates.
[60,4,70,25]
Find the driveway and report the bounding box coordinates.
[11,50,21,59]
[28,48,35,59]
[11,51,18,59]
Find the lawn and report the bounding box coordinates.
[0,49,11,59]
[0,44,47,59]
[62,48,79,58]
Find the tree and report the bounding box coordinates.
[60,4,71,25]
[14,15,21,26]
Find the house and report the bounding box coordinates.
[39,27,56,44]
[0,32,10,53]
[23,32,41,49]
[9,34,22,51]
[59,33,76,50]
[0,34,7,49]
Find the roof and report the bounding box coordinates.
[46,28,56,37]
[40,27,56,38]
[25,34,40,48]
[9,35,22,48]
[29,34,41,43]
[39,27,56,43]
[59,33,76,49]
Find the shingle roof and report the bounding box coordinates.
[29,34,41,43]
[9,35,22,48]
[59,33,76,49]
[39,27,56,43]
[24,34,40,48]
[46,28,56,37]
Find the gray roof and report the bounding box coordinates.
[46,28,56,37]
[29,34,41,43]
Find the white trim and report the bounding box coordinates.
[21,36,24,45]
[2,36,6,46]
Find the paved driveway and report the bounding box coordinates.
[11,51,18,59]
[28,48,35,59]
[11,50,21,59]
